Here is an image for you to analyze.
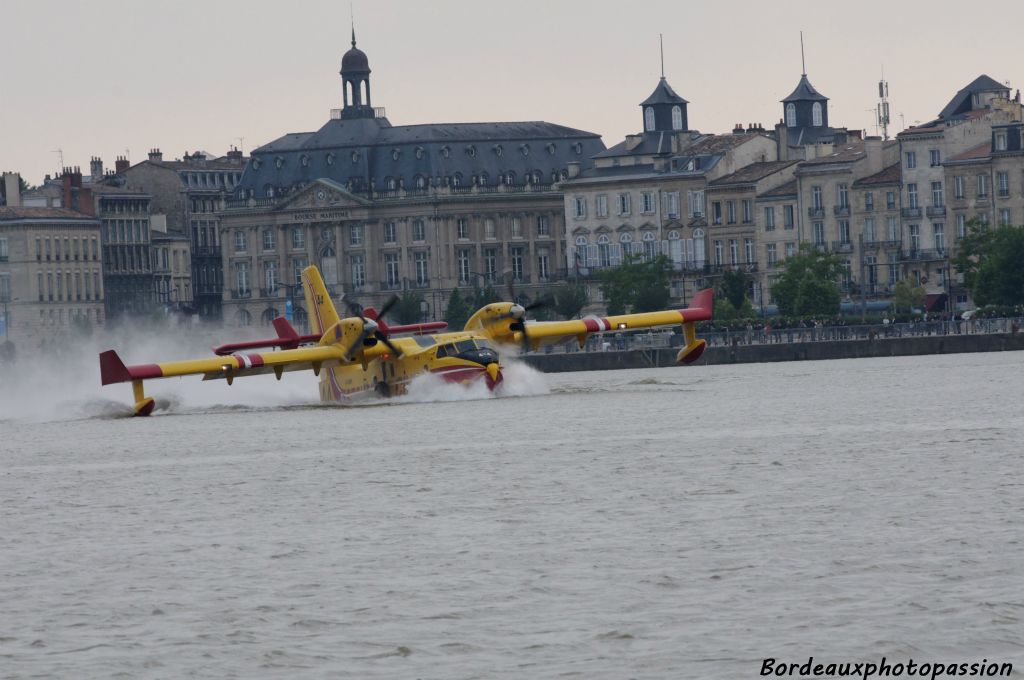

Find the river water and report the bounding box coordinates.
[2,347,1023,679]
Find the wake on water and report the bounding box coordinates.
[0,320,551,422]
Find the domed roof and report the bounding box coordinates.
[341,30,370,73]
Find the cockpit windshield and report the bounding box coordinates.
[436,339,498,364]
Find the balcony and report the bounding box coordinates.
[412,279,431,289]
[926,206,946,218]
[901,207,922,219]
[901,249,947,262]
[230,289,252,299]
[833,205,851,217]
[864,240,902,251]
[380,280,402,291]
[998,190,1010,199]
[831,241,854,254]
[808,206,825,218]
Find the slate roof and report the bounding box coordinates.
[946,142,992,163]
[640,77,688,106]
[709,160,798,186]
[0,206,99,221]
[240,115,604,195]
[594,132,678,159]
[799,143,868,166]
[852,162,901,187]
[757,179,798,199]
[938,74,1010,119]
[782,74,828,102]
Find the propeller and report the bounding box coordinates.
[344,295,403,358]
[502,277,550,353]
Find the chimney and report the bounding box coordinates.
[2,172,21,207]
[864,136,883,175]
[226,147,243,160]
[567,161,582,179]
[115,156,130,173]
[148,148,163,162]
[89,157,104,183]
[733,123,745,135]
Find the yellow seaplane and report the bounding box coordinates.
[100,266,713,415]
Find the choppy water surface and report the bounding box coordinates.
[2,352,1024,679]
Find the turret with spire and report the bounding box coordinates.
[340,22,374,119]
[781,32,829,140]
[639,35,689,133]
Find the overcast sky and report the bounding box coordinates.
[3,0,1022,185]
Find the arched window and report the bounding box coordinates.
[452,172,463,187]
[385,177,397,191]
[479,172,489,186]
[237,309,251,327]
[619,232,633,243]
[261,308,278,326]
[644,107,655,131]
[786,103,796,128]
[693,228,706,267]
[575,235,589,246]
[812,102,823,127]
[668,230,680,240]
[671,106,683,130]
[293,307,308,333]
[414,175,426,189]
[504,171,516,185]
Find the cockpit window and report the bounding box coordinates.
[456,340,476,353]
[436,345,448,358]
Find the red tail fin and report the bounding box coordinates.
[272,317,300,349]
[99,350,131,385]
[685,289,714,322]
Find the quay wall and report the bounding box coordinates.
[522,333,1024,373]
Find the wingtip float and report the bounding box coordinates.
[99,265,713,415]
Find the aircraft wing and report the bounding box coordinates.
[516,288,714,350]
[100,344,348,386]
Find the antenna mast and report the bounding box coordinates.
[659,34,664,78]
[800,31,806,76]
[877,72,891,140]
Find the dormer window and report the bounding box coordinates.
[671,106,683,130]
[466,145,476,157]
[300,154,309,167]
[392,148,401,161]
[573,142,583,155]
[546,143,556,155]
[275,157,284,169]
[995,132,1008,151]
[644,107,655,131]
[326,153,334,166]
[493,145,503,157]
[786,103,796,128]
[350,151,359,163]
[812,102,823,127]
[520,144,530,157]
[441,146,450,159]
[415,146,424,159]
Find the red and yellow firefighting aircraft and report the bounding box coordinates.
[99,265,713,415]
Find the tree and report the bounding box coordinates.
[390,292,424,324]
[718,269,751,311]
[443,288,473,330]
[771,245,844,317]
[953,222,1024,306]
[598,255,671,315]
[552,281,589,319]
[892,279,925,314]
[473,284,500,308]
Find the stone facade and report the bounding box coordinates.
[0,204,105,349]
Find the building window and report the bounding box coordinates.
[349,255,364,289]
[906,151,917,169]
[909,224,920,251]
[729,239,738,265]
[457,250,471,283]
[783,204,794,229]
[812,185,823,209]
[786,103,796,128]
[666,192,680,218]
[536,215,550,236]
[596,194,608,218]
[865,192,874,211]
[510,218,522,238]
[741,200,752,223]
[382,253,400,288]
[712,201,722,225]
[995,132,1008,151]
[865,217,876,242]
[954,176,965,200]
[813,222,825,245]
[713,240,723,265]
[644,107,655,131]
[617,193,631,216]
[812,102,823,127]
[838,220,850,244]
[292,227,305,249]
[930,149,941,166]
[262,228,275,250]
[744,238,754,264]
[0,237,7,262]
[293,258,307,285]
[725,200,736,224]
[412,219,425,242]
[485,218,496,239]
[350,223,363,246]
[384,221,396,243]
[932,182,944,207]
[641,192,655,214]
[688,190,705,218]
[886,191,896,209]
[766,243,777,267]
[573,196,586,218]
[999,208,1011,225]
[457,218,469,239]
[510,247,524,281]
[236,262,249,294]
[888,215,899,241]
[764,207,775,231]
[537,249,550,280]
[484,248,497,282]
[997,171,1010,197]
[671,106,683,130]
[907,183,918,208]
[234,230,247,252]
[978,174,988,198]
[264,260,277,292]
[414,251,428,286]
[837,183,849,208]
[934,223,945,252]
[956,214,966,240]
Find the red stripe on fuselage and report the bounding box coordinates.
[582,319,600,333]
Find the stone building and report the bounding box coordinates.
[851,162,903,298]
[755,179,800,303]
[115,148,248,320]
[0,175,105,348]
[218,34,604,329]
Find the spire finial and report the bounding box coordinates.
[659,34,664,78]
[800,31,806,76]
[350,3,356,48]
